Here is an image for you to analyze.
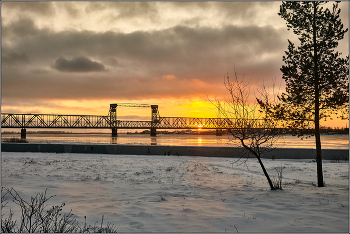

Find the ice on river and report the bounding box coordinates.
[1,152,349,232]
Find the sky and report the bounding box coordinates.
[1,1,349,127]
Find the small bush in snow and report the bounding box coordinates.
[1,187,117,233]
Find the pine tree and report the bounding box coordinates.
[259,1,348,187]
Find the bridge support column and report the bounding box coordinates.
[21,128,26,139]
[150,128,156,137]
[112,128,118,137]
[216,129,222,136]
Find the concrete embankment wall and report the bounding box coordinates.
[1,143,349,160]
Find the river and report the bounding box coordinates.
[1,132,348,149]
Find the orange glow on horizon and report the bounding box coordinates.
[1,98,348,129]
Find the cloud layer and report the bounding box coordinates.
[1,1,348,118]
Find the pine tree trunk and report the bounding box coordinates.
[313,2,324,187]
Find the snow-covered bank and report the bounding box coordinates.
[1,152,348,232]
[2,142,349,160]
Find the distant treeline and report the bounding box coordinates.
[131,128,349,135]
[2,131,98,134]
[2,128,348,135]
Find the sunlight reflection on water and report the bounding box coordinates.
[1,133,348,149]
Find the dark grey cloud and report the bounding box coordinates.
[219,1,278,19]
[9,4,348,105]
[52,56,107,72]
[115,2,158,21]
[168,1,255,18]
[63,2,80,18]
[1,16,289,103]
[1,66,224,102]
[77,1,279,34]
[2,17,287,81]
[3,2,55,16]
[4,17,39,38]
[31,69,50,75]
[2,51,29,64]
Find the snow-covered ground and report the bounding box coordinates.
[1,152,349,232]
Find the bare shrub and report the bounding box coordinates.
[272,166,284,190]
[1,187,117,233]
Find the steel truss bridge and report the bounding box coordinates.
[1,113,278,129]
[1,113,280,138]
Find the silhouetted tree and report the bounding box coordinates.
[213,72,281,190]
[258,1,349,187]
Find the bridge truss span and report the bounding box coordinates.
[1,114,111,129]
[155,117,277,129]
[1,113,279,130]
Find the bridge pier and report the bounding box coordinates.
[216,129,222,136]
[150,128,156,137]
[21,128,26,139]
[112,128,118,137]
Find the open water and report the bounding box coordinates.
[1,132,348,149]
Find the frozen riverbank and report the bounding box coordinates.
[1,152,348,232]
[1,142,349,160]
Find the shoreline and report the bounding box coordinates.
[1,142,349,160]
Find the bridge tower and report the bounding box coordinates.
[109,103,160,137]
[216,102,223,136]
[151,105,159,137]
[109,104,118,137]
